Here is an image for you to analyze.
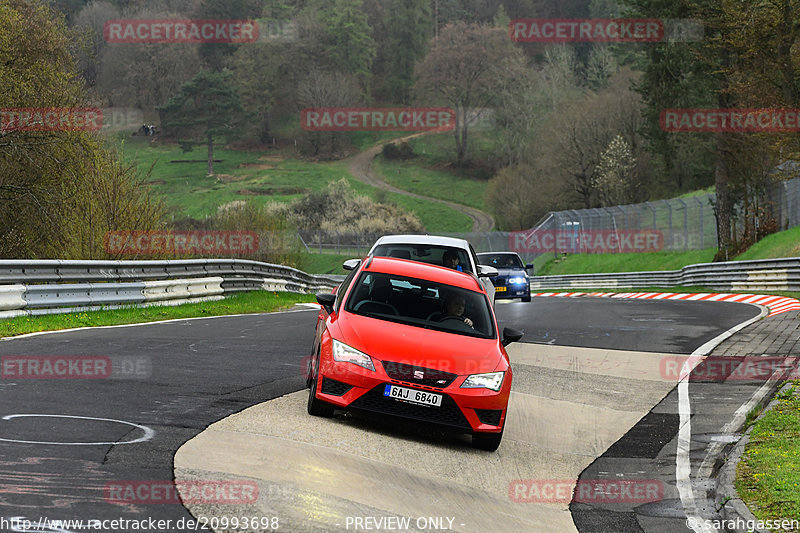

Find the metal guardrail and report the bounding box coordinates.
[530,257,800,292]
[0,259,341,319]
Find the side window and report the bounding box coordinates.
[334,268,358,311]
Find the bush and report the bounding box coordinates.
[273,178,424,238]
[382,142,415,160]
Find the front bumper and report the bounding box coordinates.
[493,284,530,299]
[315,357,510,434]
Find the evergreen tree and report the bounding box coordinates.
[384,0,432,103]
[157,70,247,176]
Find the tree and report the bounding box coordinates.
[96,5,203,114]
[320,0,377,88]
[534,70,647,208]
[414,22,524,167]
[383,0,432,103]
[0,0,163,258]
[594,135,636,206]
[195,0,263,70]
[297,69,363,156]
[157,70,247,176]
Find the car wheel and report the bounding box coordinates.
[522,294,531,302]
[472,427,504,451]
[307,351,334,417]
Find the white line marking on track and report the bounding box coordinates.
[677,305,768,533]
[0,414,155,446]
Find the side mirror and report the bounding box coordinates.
[501,327,524,347]
[525,264,534,273]
[316,292,336,314]
[478,265,498,278]
[342,259,361,271]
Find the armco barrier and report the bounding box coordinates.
[531,257,800,292]
[0,259,341,319]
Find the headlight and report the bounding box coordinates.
[332,339,375,371]
[461,371,505,391]
[508,277,527,285]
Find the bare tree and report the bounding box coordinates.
[297,69,363,156]
[414,22,522,167]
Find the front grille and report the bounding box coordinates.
[381,361,457,389]
[321,377,353,396]
[475,409,503,426]
[349,385,471,430]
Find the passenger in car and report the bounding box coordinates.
[442,250,463,271]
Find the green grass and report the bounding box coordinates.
[118,136,473,232]
[736,226,800,261]
[300,252,360,274]
[536,249,717,276]
[0,291,315,338]
[736,381,800,523]
[373,154,489,211]
[118,137,354,219]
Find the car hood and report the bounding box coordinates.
[332,313,503,375]
[495,268,527,276]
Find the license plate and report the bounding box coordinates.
[383,385,442,407]
[495,286,507,292]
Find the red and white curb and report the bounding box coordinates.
[532,292,800,318]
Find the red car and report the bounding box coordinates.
[307,255,522,451]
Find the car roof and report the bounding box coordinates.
[371,234,471,249]
[361,256,484,293]
[477,251,520,256]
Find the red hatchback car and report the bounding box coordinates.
[307,255,522,451]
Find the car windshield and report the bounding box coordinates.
[478,254,524,269]
[371,244,473,274]
[344,271,495,339]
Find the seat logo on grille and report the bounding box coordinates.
[414,370,424,379]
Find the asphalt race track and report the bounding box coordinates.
[0,297,763,532]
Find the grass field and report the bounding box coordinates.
[535,249,718,276]
[735,226,800,261]
[0,291,315,338]
[118,136,473,232]
[736,382,800,524]
[373,154,489,211]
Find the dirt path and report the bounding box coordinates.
[346,134,495,232]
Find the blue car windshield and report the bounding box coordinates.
[478,254,524,269]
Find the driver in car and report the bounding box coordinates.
[441,292,473,328]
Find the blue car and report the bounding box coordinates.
[477,252,533,302]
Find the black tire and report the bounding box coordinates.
[521,294,531,302]
[472,427,504,451]
[307,352,334,417]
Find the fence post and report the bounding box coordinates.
[695,196,705,249]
